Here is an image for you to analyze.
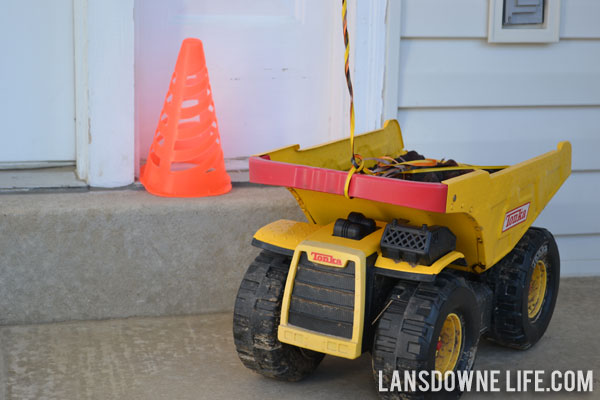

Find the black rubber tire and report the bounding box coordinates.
[233,250,324,381]
[372,272,481,399]
[485,227,560,350]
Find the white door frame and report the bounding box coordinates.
[351,0,401,133]
[381,0,401,123]
[73,0,399,187]
[73,0,89,182]
[331,0,401,141]
[74,0,135,187]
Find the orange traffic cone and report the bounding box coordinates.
[140,38,232,197]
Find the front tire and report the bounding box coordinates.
[485,227,560,349]
[372,272,481,399]
[233,250,324,381]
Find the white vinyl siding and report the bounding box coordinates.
[396,0,600,276]
[400,0,600,39]
[397,40,600,107]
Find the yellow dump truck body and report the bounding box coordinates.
[250,120,571,273]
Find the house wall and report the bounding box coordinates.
[395,0,600,275]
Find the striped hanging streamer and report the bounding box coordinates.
[342,0,358,169]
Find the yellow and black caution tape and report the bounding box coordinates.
[342,0,372,199]
[341,0,356,168]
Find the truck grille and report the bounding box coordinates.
[380,220,456,265]
[288,253,355,339]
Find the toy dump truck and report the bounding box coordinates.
[233,120,571,398]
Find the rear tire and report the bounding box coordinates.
[485,227,560,349]
[372,272,481,399]
[233,250,324,381]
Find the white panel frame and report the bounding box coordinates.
[331,0,388,141]
[488,0,561,43]
[328,0,352,143]
[73,0,89,182]
[341,0,401,136]
[352,0,387,134]
[74,0,135,187]
[382,0,402,123]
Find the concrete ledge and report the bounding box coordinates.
[1,185,595,326]
[0,186,305,325]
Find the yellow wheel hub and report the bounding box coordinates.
[434,313,463,375]
[528,260,547,320]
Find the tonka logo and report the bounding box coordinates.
[310,251,343,267]
[502,203,530,232]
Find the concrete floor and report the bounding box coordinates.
[1,278,598,400]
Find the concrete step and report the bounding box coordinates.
[0,277,598,400]
[1,185,595,326]
[0,186,304,326]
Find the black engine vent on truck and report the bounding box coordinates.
[380,220,456,266]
